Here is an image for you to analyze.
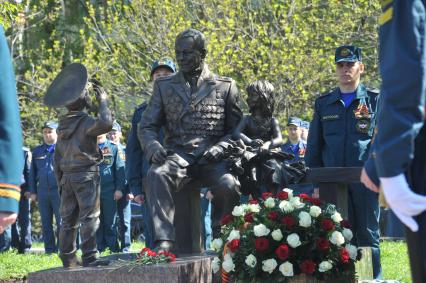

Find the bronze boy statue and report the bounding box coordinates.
[44,63,113,268]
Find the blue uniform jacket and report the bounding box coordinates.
[99,140,126,194]
[370,0,426,178]
[281,140,307,162]
[125,103,154,197]
[29,144,58,195]
[0,26,24,213]
[305,84,379,168]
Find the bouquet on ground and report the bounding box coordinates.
[211,189,359,282]
[135,247,176,265]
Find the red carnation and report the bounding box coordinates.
[220,214,234,225]
[262,192,274,200]
[248,199,258,205]
[300,260,316,274]
[309,197,322,206]
[281,215,296,229]
[321,219,335,231]
[275,244,290,260]
[276,191,289,200]
[341,220,351,229]
[268,211,279,221]
[340,248,350,263]
[158,251,176,262]
[141,247,157,257]
[255,237,269,252]
[299,193,310,200]
[227,239,241,253]
[316,237,330,251]
[244,212,254,223]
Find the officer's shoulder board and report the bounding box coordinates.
[318,90,332,100]
[379,0,393,26]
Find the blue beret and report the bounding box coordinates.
[151,57,177,76]
[287,117,302,127]
[335,45,362,63]
[42,121,58,129]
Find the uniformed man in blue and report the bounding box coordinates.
[281,117,313,196]
[96,131,126,253]
[360,1,426,281]
[0,25,24,237]
[305,45,381,279]
[11,147,32,253]
[107,121,132,252]
[300,120,310,143]
[126,57,176,249]
[29,121,61,254]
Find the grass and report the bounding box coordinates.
[0,241,412,282]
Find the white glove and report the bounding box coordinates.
[380,174,426,232]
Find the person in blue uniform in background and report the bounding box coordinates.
[305,45,381,279]
[361,1,426,281]
[0,25,24,239]
[126,58,176,249]
[29,121,61,254]
[281,117,313,196]
[96,132,126,252]
[107,121,132,252]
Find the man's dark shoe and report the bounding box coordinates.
[82,258,110,267]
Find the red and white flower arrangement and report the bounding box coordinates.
[211,189,359,282]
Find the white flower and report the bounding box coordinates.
[279,261,294,276]
[329,231,345,246]
[342,228,353,242]
[212,257,221,273]
[248,203,260,213]
[264,197,276,208]
[309,205,322,218]
[345,244,358,260]
[245,254,257,268]
[287,233,301,248]
[253,224,270,237]
[271,229,283,241]
[290,196,305,209]
[232,205,244,217]
[262,258,278,274]
[319,260,333,272]
[298,211,312,228]
[227,229,240,241]
[222,253,235,273]
[331,212,343,223]
[211,238,223,252]
[279,200,294,213]
[283,188,294,198]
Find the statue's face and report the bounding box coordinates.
[175,36,203,73]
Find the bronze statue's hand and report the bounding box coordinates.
[251,139,264,147]
[95,86,107,100]
[204,145,224,161]
[152,147,168,164]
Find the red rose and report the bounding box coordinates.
[141,247,157,257]
[255,237,269,252]
[309,197,322,206]
[299,193,310,200]
[227,239,240,253]
[158,251,177,262]
[321,219,335,231]
[262,192,274,200]
[340,248,350,263]
[248,199,258,205]
[276,191,289,200]
[341,220,351,229]
[275,244,290,260]
[281,215,296,229]
[316,237,330,251]
[300,260,316,274]
[267,211,279,221]
[220,214,234,225]
[244,212,254,223]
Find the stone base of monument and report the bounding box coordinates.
[27,253,214,283]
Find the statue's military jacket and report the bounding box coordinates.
[138,65,242,165]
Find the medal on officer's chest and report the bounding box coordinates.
[102,147,113,165]
[354,99,371,134]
